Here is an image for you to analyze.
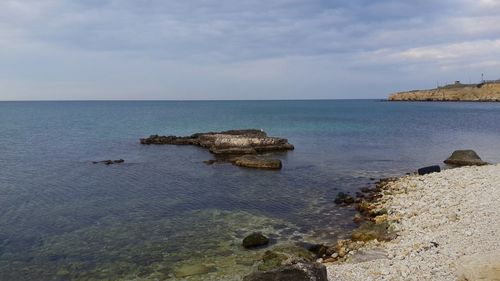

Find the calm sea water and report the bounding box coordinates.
[1,100,500,280]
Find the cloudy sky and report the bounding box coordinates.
[1,0,500,100]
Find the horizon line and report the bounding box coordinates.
[0,98,386,102]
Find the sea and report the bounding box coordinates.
[1,100,500,280]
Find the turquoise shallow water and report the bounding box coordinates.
[1,100,500,280]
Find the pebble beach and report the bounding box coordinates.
[327,164,500,281]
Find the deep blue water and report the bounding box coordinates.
[1,100,500,280]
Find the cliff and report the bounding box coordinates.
[388,83,500,101]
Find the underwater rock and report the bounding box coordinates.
[243,232,270,249]
[257,245,315,271]
[444,150,487,166]
[173,264,217,278]
[351,221,396,242]
[243,262,328,281]
[234,155,282,170]
[334,192,355,205]
[92,159,124,165]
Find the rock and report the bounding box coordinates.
[243,262,328,281]
[444,150,487,166]
[417,165,441,175]
[140,129,294,154]
[173,264,217,278]
[243,232,270,249]
[307,244,328,258]
[92,159,124,165]
[258,245,315,271]
[351,222,396,242]
[234,155,282,170]
[457,251,500,281]
[334,192,355,205]
[140,129,293,168]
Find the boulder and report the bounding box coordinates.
[417,165,441,175]
[234,155,282,170]
[243,262,328,281]
[334,192,355,205]
[444,150,487,166]
[243,232,269,249]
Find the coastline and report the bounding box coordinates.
[326,164,500,280]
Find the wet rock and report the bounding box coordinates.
[140,129,293,168]
[173,264,216,278]
[234,155,282,170]
[334,192,355,205]
[444,150,487,166]
[258,245,315,271]
[244,262,328,281]
[307,244,328,258]
[140,129,294,154]
[92,159,124,165]
[351,221,396,242]
[243,232,269,249]
[417,165,441,175]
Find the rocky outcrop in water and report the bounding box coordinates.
[140,129,293,169]
[242,232,270,249]
[444,150,487,166]
[388,82,500,101]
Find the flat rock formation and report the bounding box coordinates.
[388,82,500,101]
[140,129,293,169]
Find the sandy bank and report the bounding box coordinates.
[327,164,500,281]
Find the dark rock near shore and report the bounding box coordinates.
[418,165,441,175]
[92,159,124,165]
[444,150,487,166]
[351,221,395,242]
[234,155,282,170]
[334,192,355,205]
[257,245,315,271]
[243,232,269,249]
[244,262,328,281]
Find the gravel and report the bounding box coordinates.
[327,164,500,281]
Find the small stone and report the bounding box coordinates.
[243,232,270,249]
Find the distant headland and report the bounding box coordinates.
[388,79,500,101]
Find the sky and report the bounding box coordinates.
[1,0,500,100]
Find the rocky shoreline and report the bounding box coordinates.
[326,164,500,280]
[388,82,500,101]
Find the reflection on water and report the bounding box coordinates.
[1,100,500,280]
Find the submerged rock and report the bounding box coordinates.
[243,262,328,281]
[334,192,355,205]
[173,264,217,278]
[257,245,315,271]
[92,159,124,165]
[234,155,282,170]
[444,150,487,166]
[243,232,270,249]
[351,221,396,242]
